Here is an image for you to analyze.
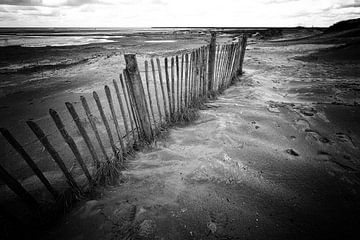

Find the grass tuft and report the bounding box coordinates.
[94,159,123,186]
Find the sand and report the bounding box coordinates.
[37,33,360,239]
[0,33,212,184]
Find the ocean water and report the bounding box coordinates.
[0,27,212,97]
[0,27,164,47]
[0,27,183,47]
[0,35,116,47]
[0,27,183,75]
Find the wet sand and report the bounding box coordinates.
[39,36,360,239]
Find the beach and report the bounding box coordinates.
[0,28,217,182]
[38,29,360,239]
[1,27,360,239]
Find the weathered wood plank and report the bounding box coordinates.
[66,102,100,169]
[49,109,93,185]
[26,120,81,193]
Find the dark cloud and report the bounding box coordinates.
[0,0,43,5]
[0,0,100,6]
[338,3,360,9]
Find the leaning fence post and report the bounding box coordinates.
[124,54,153,143]
[81,96,110,162]
[207,32,217,94]
[239,34,248,75]
[66,102,100,169]
[26,120,82,194]
[113,80,131,144]
[104,85,126,154]
[92,91,119,159]
[49,109,94,185]
[0,128,59,200]
[150,59,163,123]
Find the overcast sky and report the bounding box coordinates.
[0,0,359,27]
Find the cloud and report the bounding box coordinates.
[151,0,167,5]
[263,0,300,3]
[0,0,359,27]
[338,3,360,8]
[0,0,101,7]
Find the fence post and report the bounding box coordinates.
[124,54,153,143]
[81,96,110,162]
[66,102,100,169]
[26,120,82,194]
[49,109,93,185]
[207,32,217,94]
[239,34,248,75]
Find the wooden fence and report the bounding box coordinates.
[0,33,247,228]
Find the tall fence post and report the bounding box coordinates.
[124,54,153,143]
[207,32,217,94]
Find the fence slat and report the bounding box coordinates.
[105,85,125,148]
[0,128,59,200]
[156,58,169,121]
[171,57,176,116]
[184,53,189,107]
[113,79,131,144]
[92,91,119,159]
[164,57,173,120]
[119,73,137,141]
[49,109,93,185]
[180,54,184,111]
[66,102,100,169]
[217,45,225,90]
[176,55,180,113]
[189,51,195,105]
[81,96,110,162]
[26,120,81,193]
[123,70,142,139]
[145,61,157,131]
[105,85,126,157]
[239,35,248,74]
[207,32,217,93]
[150,59,163,123]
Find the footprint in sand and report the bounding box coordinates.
[285,149,299,156]
[335,132,356,148]
[299,107,317,117]
[316,150,332,162]
[251,121,260,129]
[317,151,358,173]
[304,129,331,144]
[295,118,310,130]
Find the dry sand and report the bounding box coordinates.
[39,37,360,239]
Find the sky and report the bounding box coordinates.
[0,0,359,27]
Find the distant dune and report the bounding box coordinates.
[292,18,360,62]
[326,18,360,33]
